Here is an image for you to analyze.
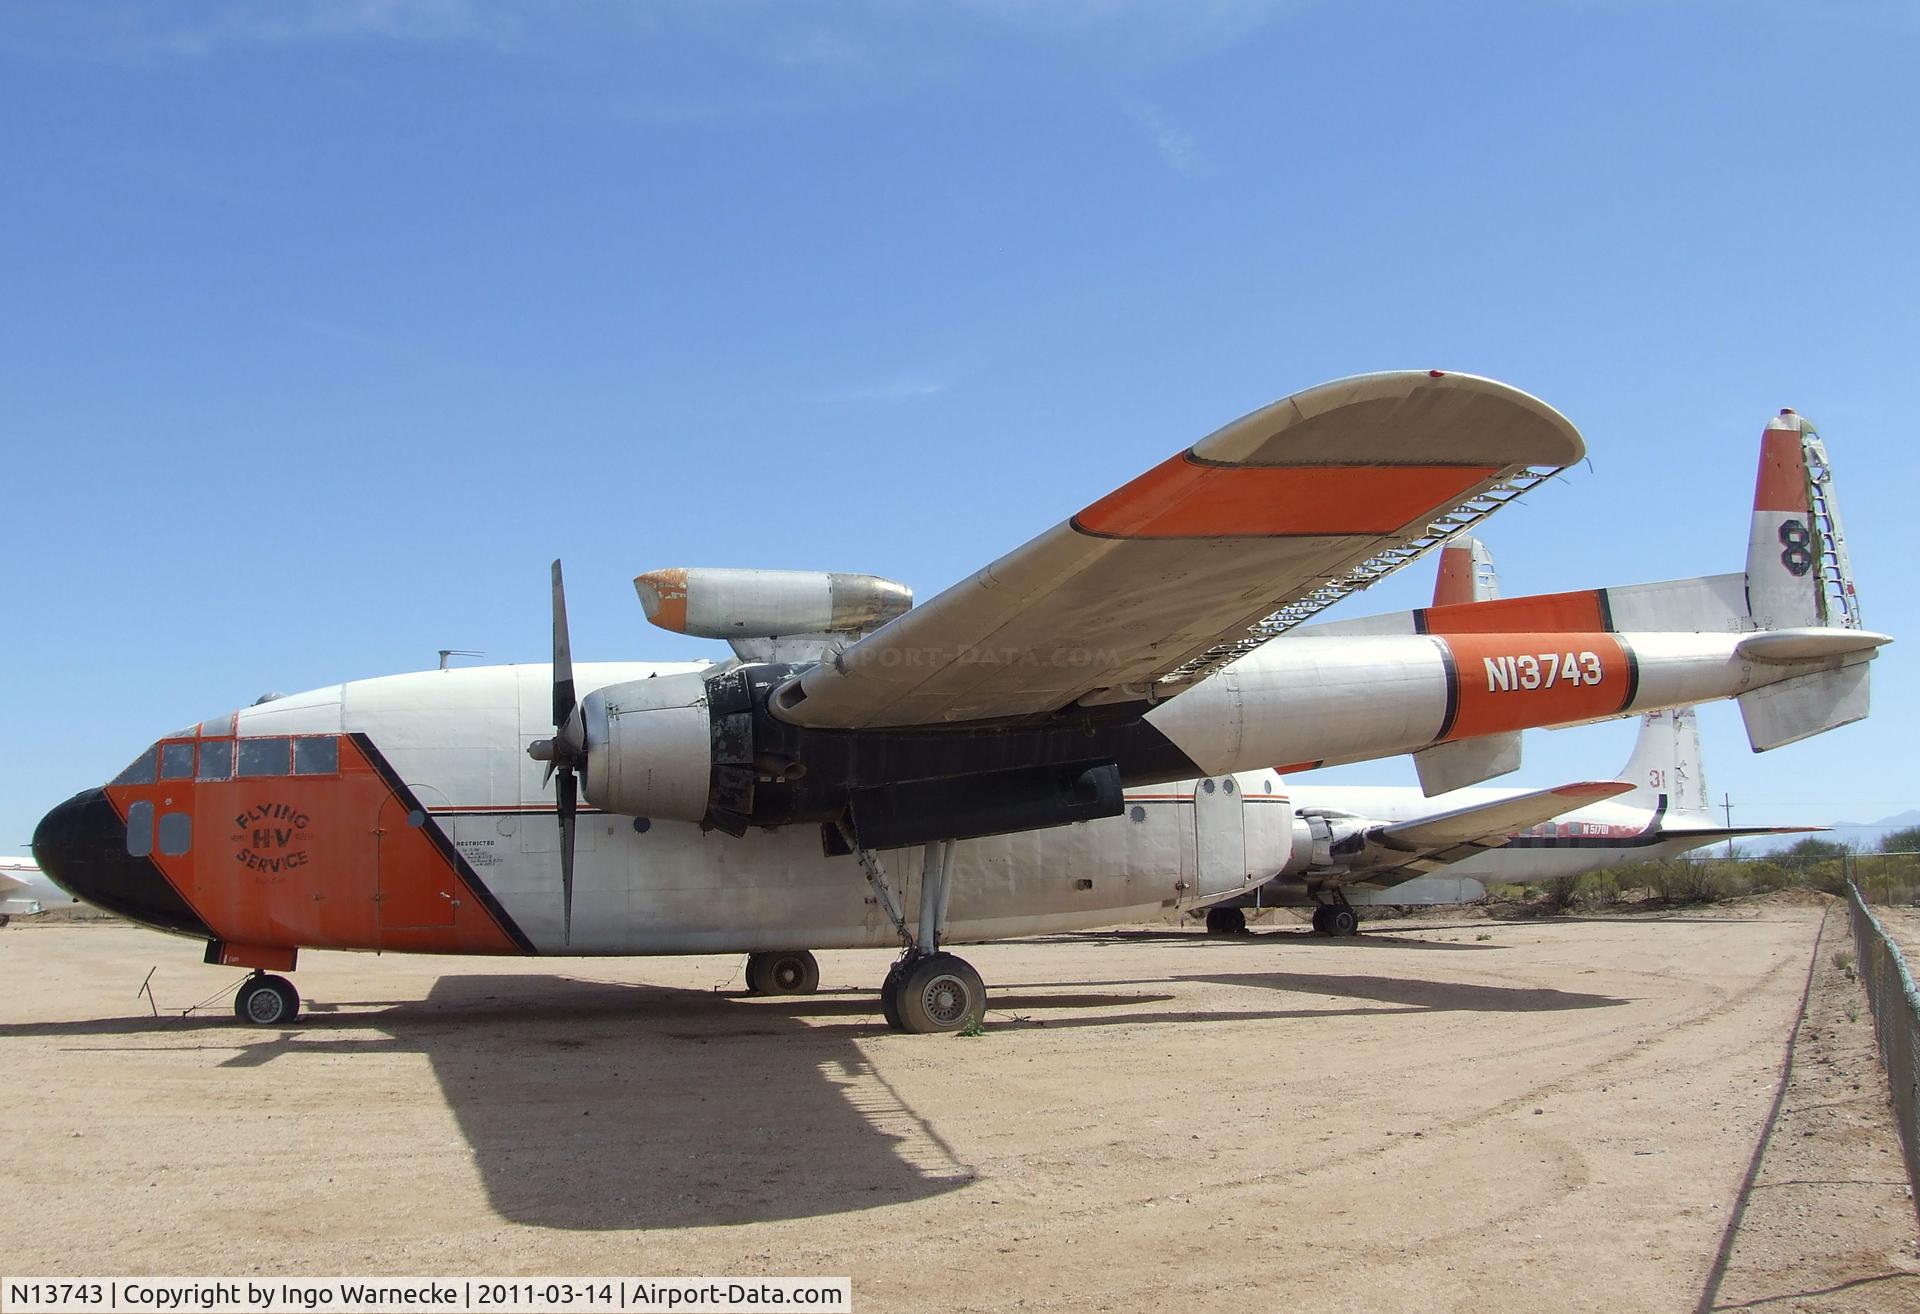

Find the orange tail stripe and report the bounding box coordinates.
[1431,545,1477,607]
[1423,589,1609,635]
[1753,427,1808,514]
[1073,454,1499,539]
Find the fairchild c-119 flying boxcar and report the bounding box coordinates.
[34,372,1886,1031]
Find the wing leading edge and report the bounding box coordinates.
[773,370,1583,730]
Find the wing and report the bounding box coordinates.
[773,371,1583,729]
[1345,781,1635,881]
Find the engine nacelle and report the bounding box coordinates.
[580,671,714,822]
[1290,810,1370,872]
[634,568,912,640]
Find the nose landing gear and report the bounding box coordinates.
[233,972,300,1026]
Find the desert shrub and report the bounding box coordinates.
[1540,875,1580,910]
[1576,871,1623,909]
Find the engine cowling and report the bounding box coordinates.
[579,671,714,823]
[1290,810,1370,872]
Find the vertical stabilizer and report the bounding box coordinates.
[1746,409,1860,630]
[1617,707,1711,819]
[1432,536,1499,606]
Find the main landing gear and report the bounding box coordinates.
[859,837,987,1034]
[233,972,300,1025]
[1205,906,1248,936]
[744,949,821,996]
[1310,893,1360,938]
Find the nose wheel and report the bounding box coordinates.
[233,972,300,1026]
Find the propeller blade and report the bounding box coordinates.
[557,766,577,945]
[551,559,576,729]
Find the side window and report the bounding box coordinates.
[157,812,192,856]
[113,746,159,786]
[197,739,233,781]
[126,800,154,857]
[160,742,195,780]
[292,737,339,776]
[236,737,292,778]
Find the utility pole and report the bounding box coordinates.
[1722,793,1735,860]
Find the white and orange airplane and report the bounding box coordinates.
[32,373,1885,1031]
[1192,537,1822,935]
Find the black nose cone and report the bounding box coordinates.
[32,789,212,937]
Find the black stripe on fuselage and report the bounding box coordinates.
[349,733,538,955]
[1617,635,1641,713]
[1431,637,1461,741]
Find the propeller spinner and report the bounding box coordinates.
[526,559,583,944]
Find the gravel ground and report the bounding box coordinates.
[2,901,1916,1313]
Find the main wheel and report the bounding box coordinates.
[1326,906,1359,937]
[1205,906,1247,936]
[746,950,820,996]
[891,953,986,1034]
[1310,905,1331,934]
[879,958,909,1030]
[233,974,300,1026]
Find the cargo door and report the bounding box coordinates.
[1191,775,1247,901]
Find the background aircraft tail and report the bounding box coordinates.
[1616,707,1712,820]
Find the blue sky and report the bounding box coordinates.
[2,0,1916,853]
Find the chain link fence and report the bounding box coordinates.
[1846,878,1920,1227]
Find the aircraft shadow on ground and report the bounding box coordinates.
[0,976,998,1231]
[0,961,1618,1230]
[1174,969,1628,1013]
[1064,928,1500,951]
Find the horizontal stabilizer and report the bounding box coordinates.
[1377,780,1635,852]
[1735,628,1891,661]
[1739,663,1871,751]
[1413,732,1522,796]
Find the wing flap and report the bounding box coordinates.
[775,371,1582,730]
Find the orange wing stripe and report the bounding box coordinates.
[1424,589,1608,634]
[1074,455,1499,539]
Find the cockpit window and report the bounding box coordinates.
[160,742,195,780]
[112,746,159,786]
[197,739,233,781]
[293,737,339,776]
[236,737,292,778]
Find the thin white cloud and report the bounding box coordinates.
[1127,101,1202,176]
[821,376,953,404]
[1,0,524,62]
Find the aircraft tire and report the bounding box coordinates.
[233,974,300,1026]
[892,953,986,1034]
[1309,906,1331,934]
[1205,906,1247,936]
[880,959,907,1030]
[1327,906,1359,937]
[746,950,820,996]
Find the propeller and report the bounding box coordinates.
[527,559,583,944]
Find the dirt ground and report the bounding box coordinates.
[3,901,1916,1313]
